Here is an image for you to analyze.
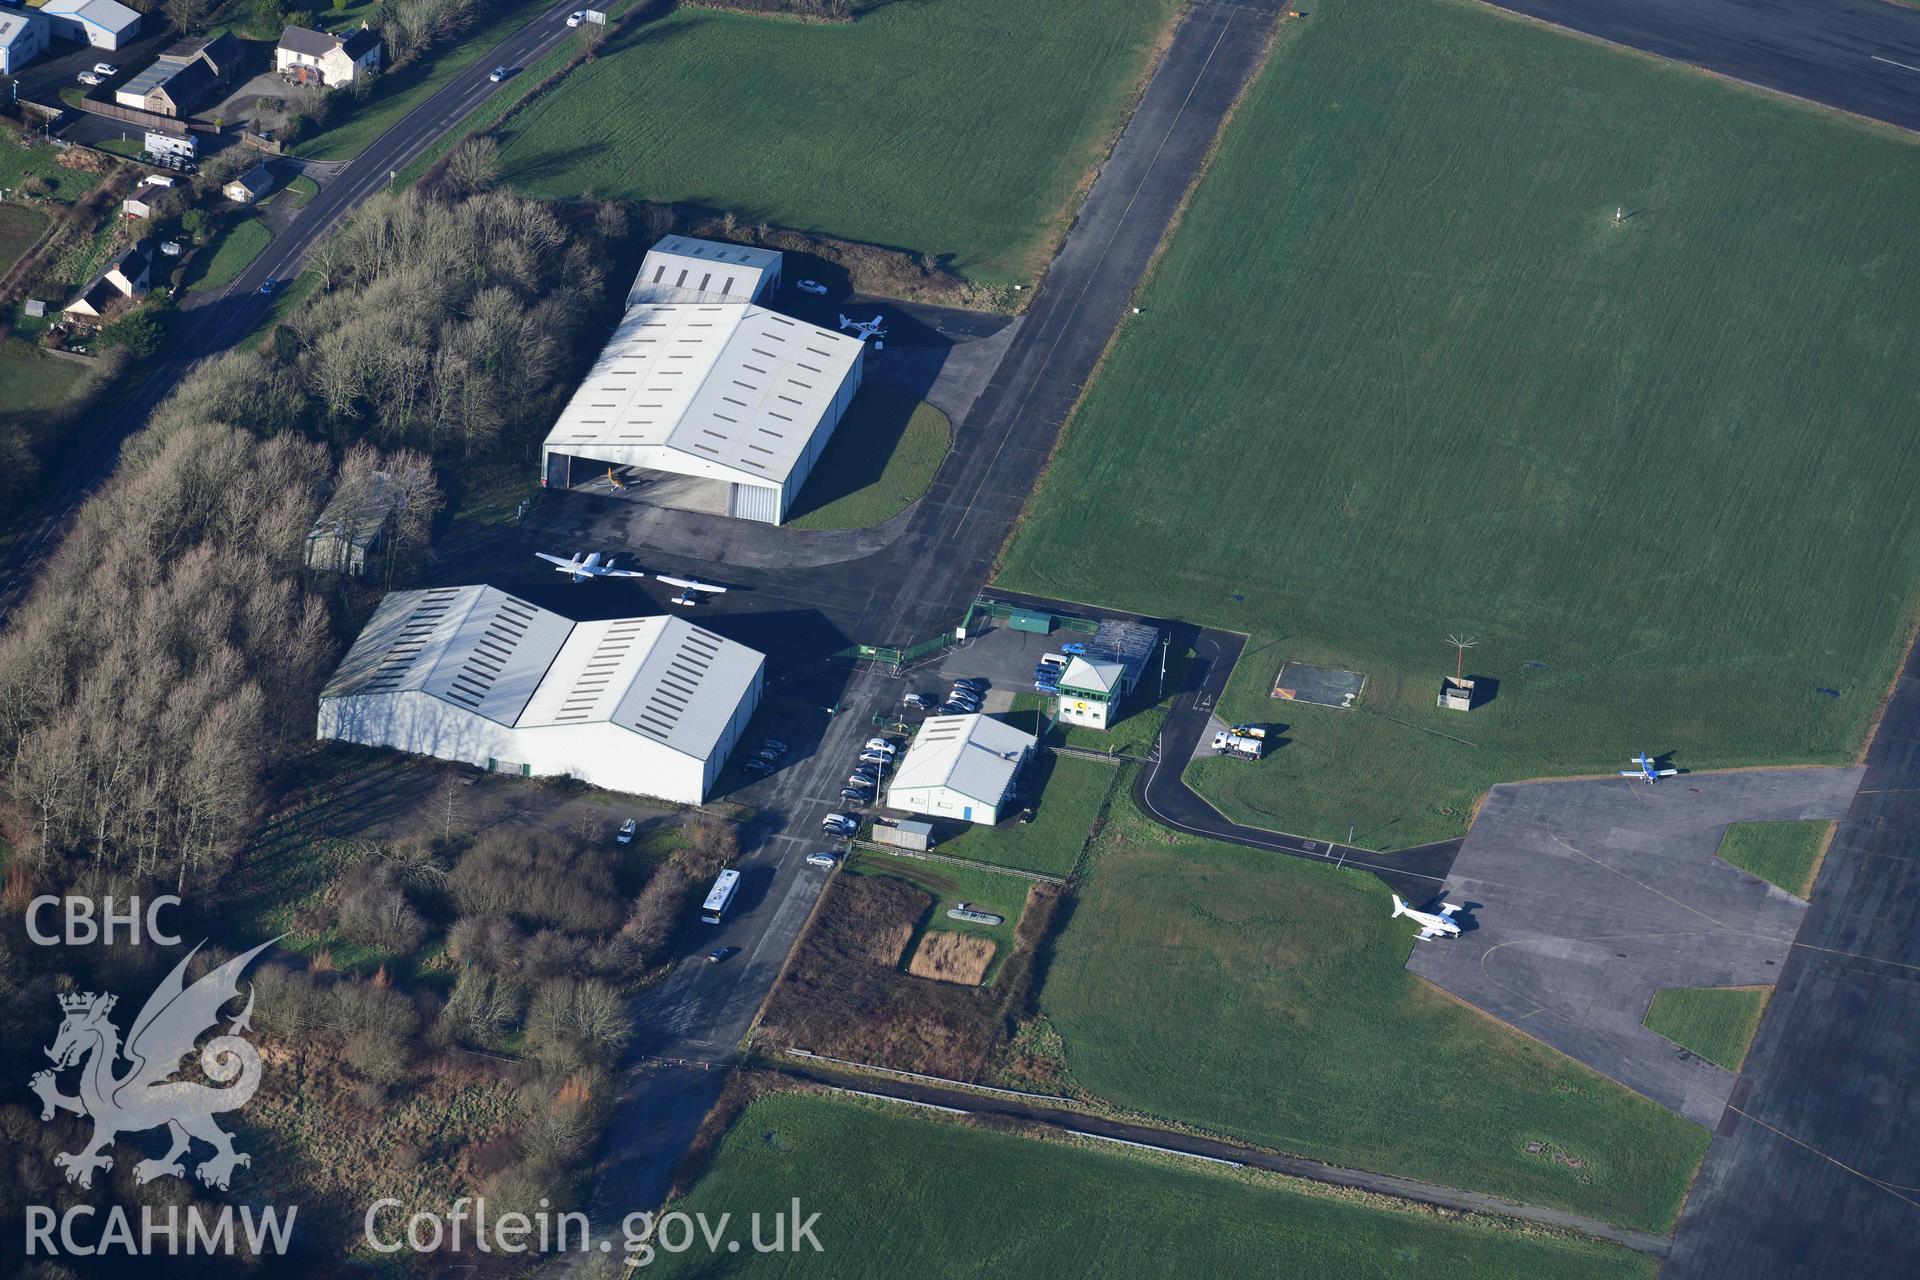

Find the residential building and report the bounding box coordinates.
[223,163,273,203]
[63,239,152,320]
[275,23,382,87]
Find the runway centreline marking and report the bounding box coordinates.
[1871,54,1920,73]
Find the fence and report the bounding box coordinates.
[63,98,191,136]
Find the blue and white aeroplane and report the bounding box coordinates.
[1620,752,1678,784]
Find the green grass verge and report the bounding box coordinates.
[0,339,86,432]
[95,138,144,158]
[185,218,272,293]
[656,1093,1657,1279]
[492,0,1180,283]
[785,387,950,530]
[1643,987,1769,1072]
[1713,819,1831,897]
[294,0,563,161]
[0,202,49,273]
[1039,790,1709,1231]
[930,751,1118,878]
[281,173,319,208]
[237,269,323,351]
[998,0,1920,851]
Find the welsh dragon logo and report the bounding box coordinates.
[30,939,276,1191]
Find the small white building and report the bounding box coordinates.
[224,164,273,204]
[886,713,1035,826]
[41,0,140,50]
[1055,656,1127,731]
[541,280,864,524]
[0,10,50,75]
[275,23,382,88]
[318,586,764,805]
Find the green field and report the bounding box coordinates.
[655,1093,1654,1279]
[0,202,48,272]
[492,0,1179,282]
[1038,793,1708,1231]
[998,0,1920,851]
[1714,819,1831,897]
[932,751,1118,878]
[186,218,272,292]
[1643,987,1769,1072]
[294,0,561,160]
[787,388,950,530]
[0,340,86,431]
[0,135,105,204]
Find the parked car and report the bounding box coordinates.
[616,818,638,845]
[761,739,789,753]
[707,946,739,964]
[753,747,781,762]
[489,66,511,82]
[1060,642,1087,656]
[806,852,838,869]
[566,9,585,24]
[821,813,857,834]
[952,678,988,692]
[946,692,981,709]
[76,72,104,86]
[840,786,872,801]
[858,752,892,767]
[92,62,118,77]
[864,738,897,754]
[796,279,828,295]
[742,757,774,775]
[1032,682,1059,696]
[903,692,929,709]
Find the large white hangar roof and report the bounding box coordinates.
[323,586,763,762]
[542,302,863,488]
[629,235,782,305]
[891,714,1036,801]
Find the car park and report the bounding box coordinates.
[707,946,739,964]
[617,818,638,845]
[806,852,838,869]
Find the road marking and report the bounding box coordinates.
[1871,54,1920,73]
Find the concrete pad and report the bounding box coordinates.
[1408,768,1862,1127]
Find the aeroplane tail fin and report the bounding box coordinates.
[1391,894,1406,918]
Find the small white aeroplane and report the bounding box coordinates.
[837,313,886,342]
[536,551,646,583]
[1620,752,1678,784]
[1392,894,1463,942]
[656,574,728,607]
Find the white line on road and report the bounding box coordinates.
[1871,54,1920,73]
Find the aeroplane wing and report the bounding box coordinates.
[656,575,727,594]
[1654,768,1678,778]
[1618,770,1641,778]
[601,566,646,579]
[535,552,576,569]
[1439,903,1462,918]
[1416,927,1439,942]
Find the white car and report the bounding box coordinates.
[566,10,585,24]
[796,279,827,295]
[93,62,119,77]
[77,72,104,87]
[864,738,897,754]
[616,818,638,845]
[489,66,511,82]
[806,852,838,869]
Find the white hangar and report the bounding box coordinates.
[540,236,863,525]
[317,585,764,804]
[885,713,1036,826]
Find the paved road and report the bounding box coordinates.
[1483,0,1920,131]
[1665,633,1920,1277]
[770,1058,1673,1257]
[0,0,590,614]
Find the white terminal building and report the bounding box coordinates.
[317,585,764,804]
[540,235,863,525]
[886,713,1036,826]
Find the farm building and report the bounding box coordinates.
[318,586,764,804]
[886,713,1035,826]
[541,241,863,524]
[0,11,50,76]
[305,471,402,576]
[628,235,782,304]
[41,0,140,50]
[223,164,273,203]
[114,56,217,116]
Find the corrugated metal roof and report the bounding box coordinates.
[888,714,1035,807]
[629,235,781,305]
[542,301,861,488]
[326,588,764,760]
[518,615,763,762]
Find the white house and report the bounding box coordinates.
[542,239,863,524]
[0,11,50,75]
[1055,656,1128,731]
[41,0,140,50]
[885,714,1035,826]
[318,586,765,805]
[64,239,151,320]
[275,23,383,88]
